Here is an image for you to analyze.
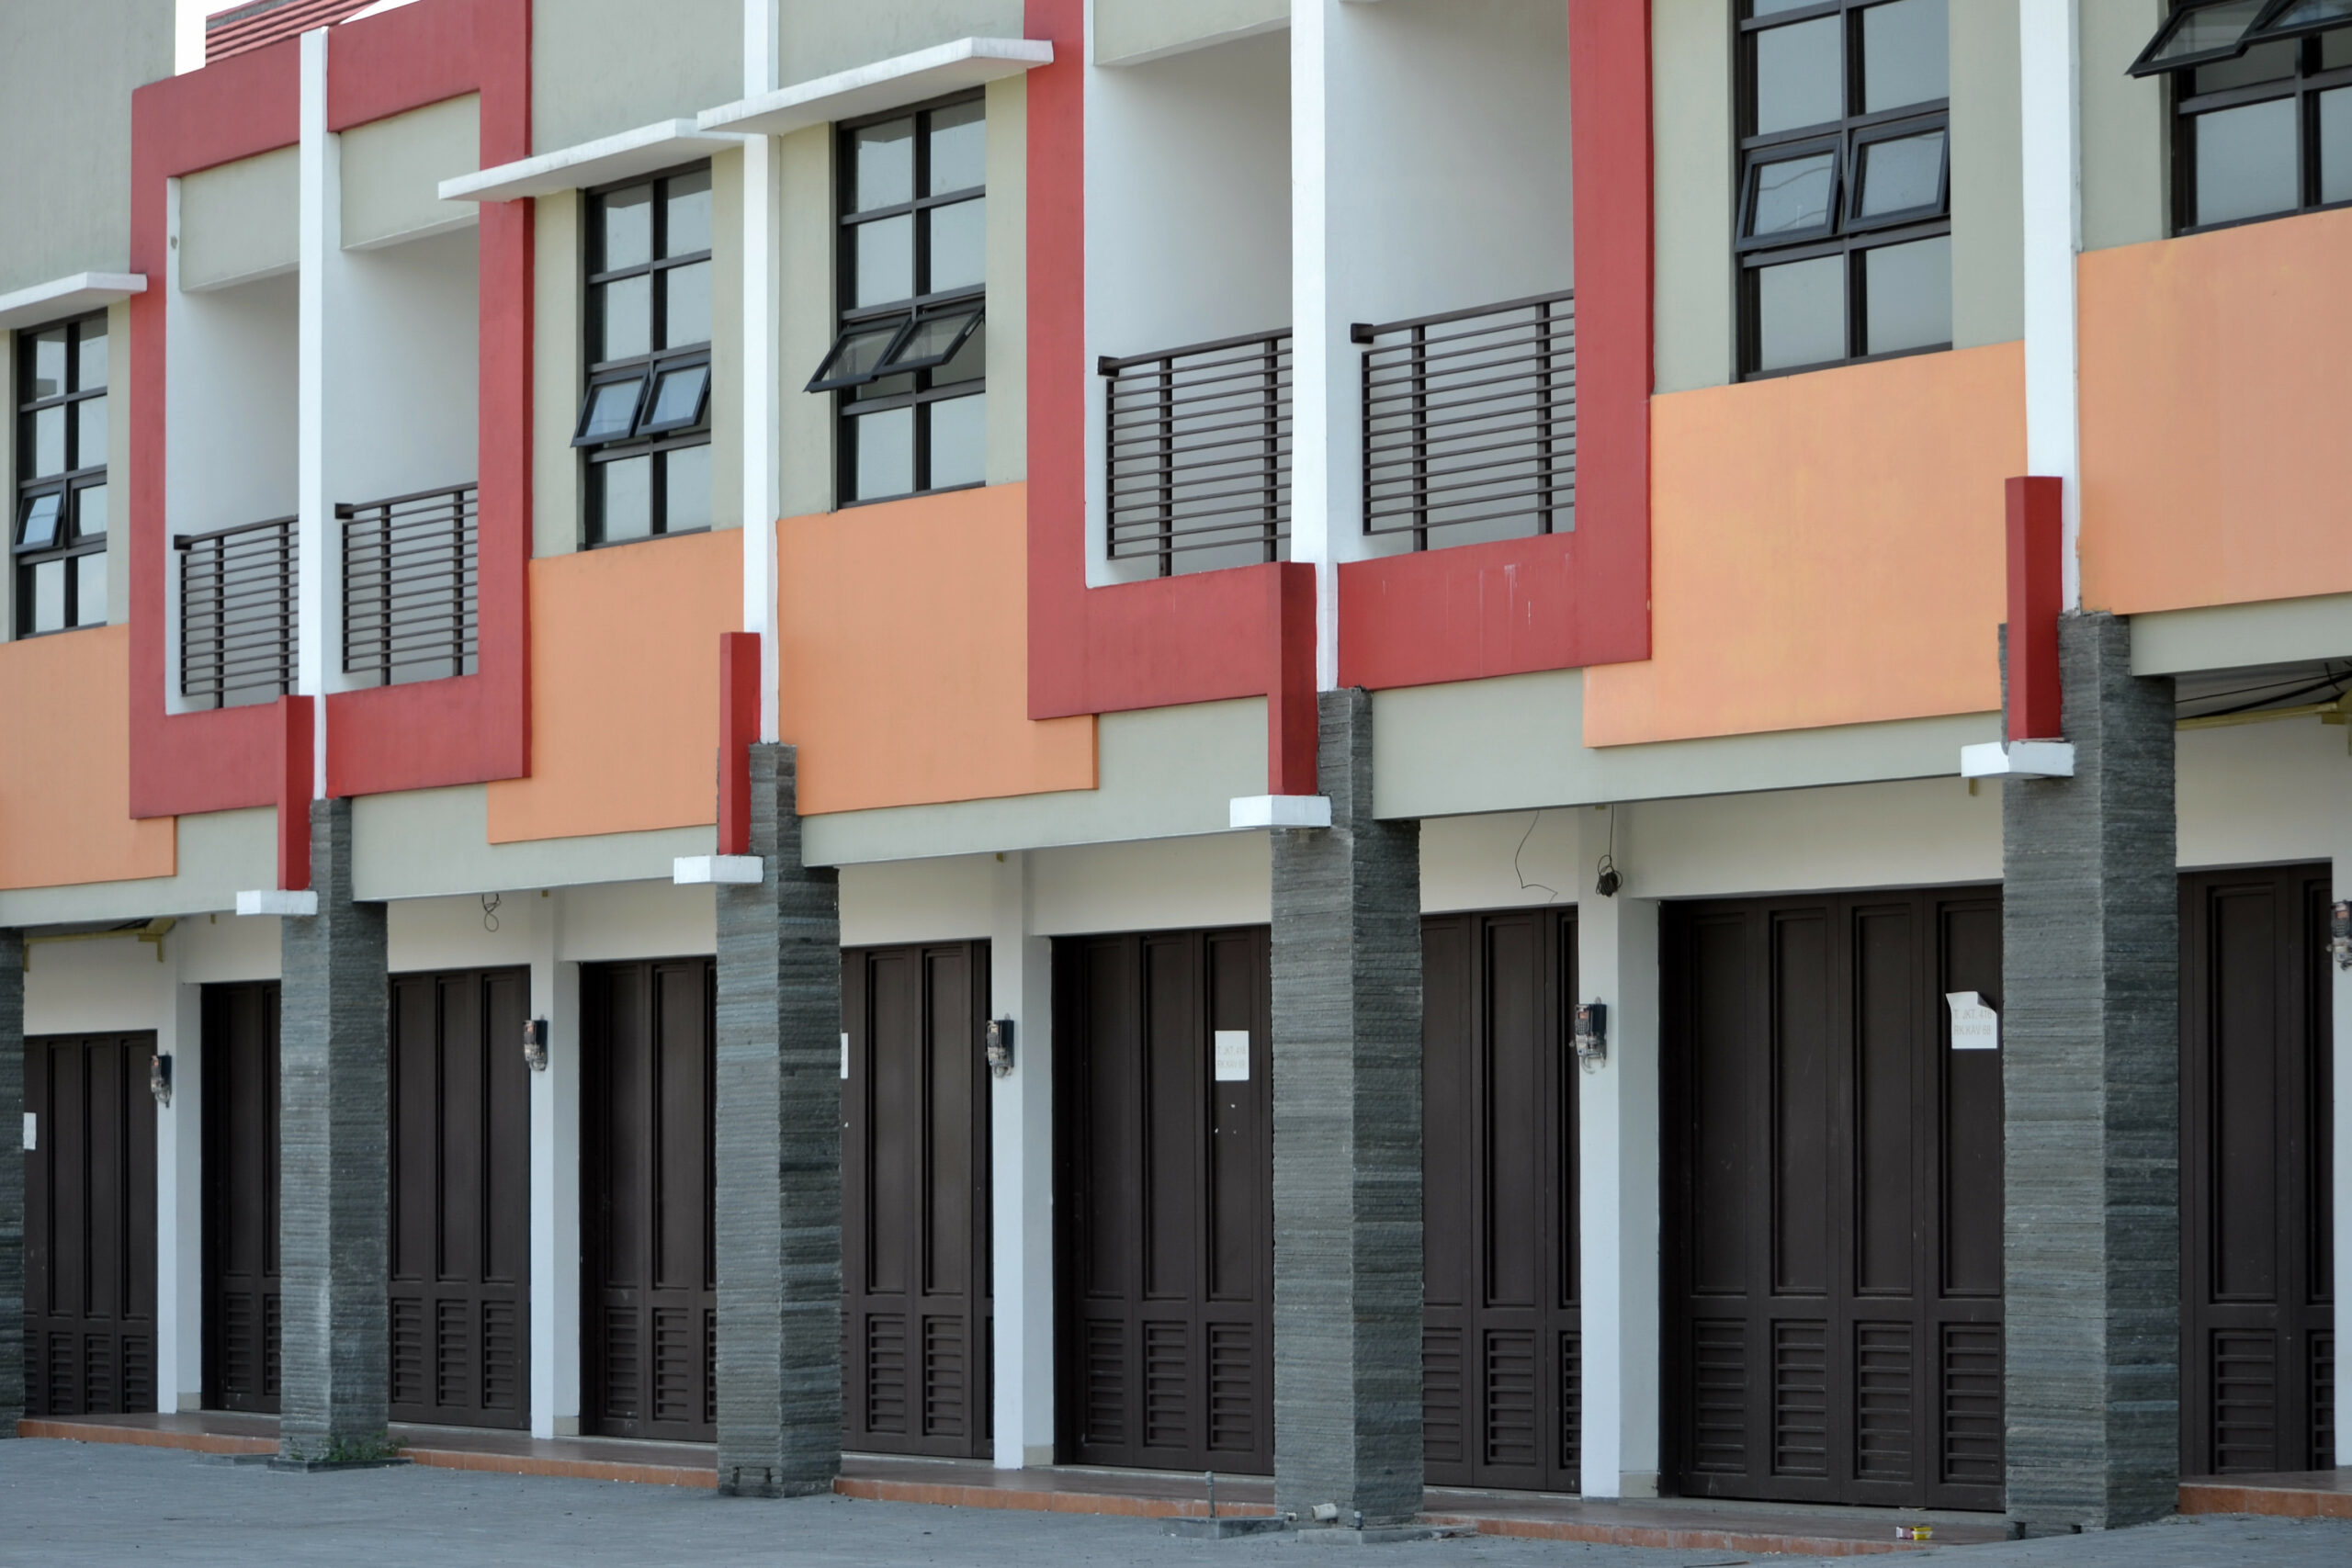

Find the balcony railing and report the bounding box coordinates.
[1102,328,1292,577]
[340,482,478,688]
[1357,290,1574,549]
[178,514,297,711]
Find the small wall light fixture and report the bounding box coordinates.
[985,1018,1015,1078]
[523,1018,549,1073]
[1573,1000,1608,1073]
[2333,902,2352,972]
[149,1053,174,1108]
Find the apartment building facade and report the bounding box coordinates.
[0,0,2345,1536]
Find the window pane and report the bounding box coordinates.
[1856,130,1945,218]
[30,558,65,634]
[646,365,708,429]
[600,184,652,270]
[854,118,916,211]
[2194,38,2298,94]
[29,329,67,399]
[2324,24,2352,69]
[1863,235,1951,353]
[1750,0,1818,14]
[664,168,712,256]
[1756,254,1846,370]
[1754,17,1842,134]
[578,378,645,444]
[77,324,107,392]
[1749,150,1837,237]
[933,319,987,387]
[596,455,652,542]
[927,197,987,293]
[75,550,107,627]
[928,99,986,195]
[30,405,65,477]
[851,405,915,501]
[2147,0,2265,70]
[662,261,712,348]
[2324,87,2352,204]
[854,371,916,403]
[595,275,650,362]
[816,320,910,388]
[2193,98,2300,224]
[855,213,915,306]
[663,444,711,532]
[880,310,979,373]
[76,396,107,469]
[928,393,986,490]
[18,492,62,549]
[75,483,107,540]
[1861,0,1947,111]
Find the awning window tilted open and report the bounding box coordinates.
[2130,0,2352,76]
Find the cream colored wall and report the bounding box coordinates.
[1094,0,1289,65]
[532,190,582,557]
[1651,0,1734,394]
[779,125,835,519]
[985,73,1027,486]
[0,808,274,929]
[708,148,744,533]
[340,94,481,251]
[1950,0,2021,348]
[2082,0,2168,251]
[180,147,300,292]
[531,0,741,153]
[777,0,1026,83]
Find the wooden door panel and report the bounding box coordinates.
[1056,928,1272,1474]
[2181,866,2335,1476]
[1664,888,2002,1512]
[202,984,279,1414]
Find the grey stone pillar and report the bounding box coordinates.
[277,798,391,1463]
[0,928,23,1433]
[1271,688,1423,1527]
[2003,612,2178,1532]
[714,743,842,1497]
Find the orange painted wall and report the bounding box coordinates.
[2079,207,2352,615]
[779,482,1094,816]
[485,528,740,843]
[1582,342,2021,747]
[0,625,175,889]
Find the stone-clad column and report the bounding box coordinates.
[0,928,23,1433]
[714,743,842,1497]
[2003,611,2178,1532]
[277,798,391,1463]
[1271,688,1422,1527]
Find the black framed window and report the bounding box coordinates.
[14,313,108,637]
[1736,0,1951,377]
[2130,0,2352,231]
[578,164,713,546]
[817,93,987,505]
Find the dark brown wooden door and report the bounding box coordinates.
[1055,927,1272,1473]
[390,968,532,1430]
[23,1032,158,1416]
[843,942,992,1457]
[1422,908,1580,1492]
[1663,888,2003,1511]
[2181,864,2335,1476]
[582,957,716,1441]
[203,982,280,1414]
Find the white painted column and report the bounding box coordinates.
[1288,0,1347,692]
[153,977,204,1413]
[742,0,784,740]
[2335,843,2352,1466]
[2018,0,2083,609]
[529,893,583,1437]
[296,28,334,792]
[1577,804,1662,1500]
[989,852,1056,1467]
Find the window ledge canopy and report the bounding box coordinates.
[0,272,145,333]
[439,120,751,205]
[697,37,1054,139]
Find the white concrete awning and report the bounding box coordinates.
[438,120,752,204]
[697,37,1053,139]
[0,272,147,333]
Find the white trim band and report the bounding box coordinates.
[0,272,146,332]
[697,38,1053,139]
[1960,740,2076,780]
[1229,795,1334,829]
[674,855,764,886]
[235,889,320,917]
[439,120,752,204]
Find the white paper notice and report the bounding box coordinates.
[1946,991,1999,1050]
[21,1111,34,1151]
[840,1032,851,1079]
[1214,1030,1250,1082]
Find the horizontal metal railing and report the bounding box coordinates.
[178,515,297,711]
[1101,327,1291,578]
[1357,290,1574,549]
[340,482,478,688]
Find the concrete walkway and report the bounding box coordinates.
[5,1439,2351,1567]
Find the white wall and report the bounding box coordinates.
[325,227,480,522]
[164,259,299,538]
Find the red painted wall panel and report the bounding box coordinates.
[2006,477,2063,742]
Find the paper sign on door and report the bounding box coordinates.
[21,1112,33,1151]
[1214,1030,1251,1082]
[1946,991,1999,1050]
[840,1032,850,1079]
